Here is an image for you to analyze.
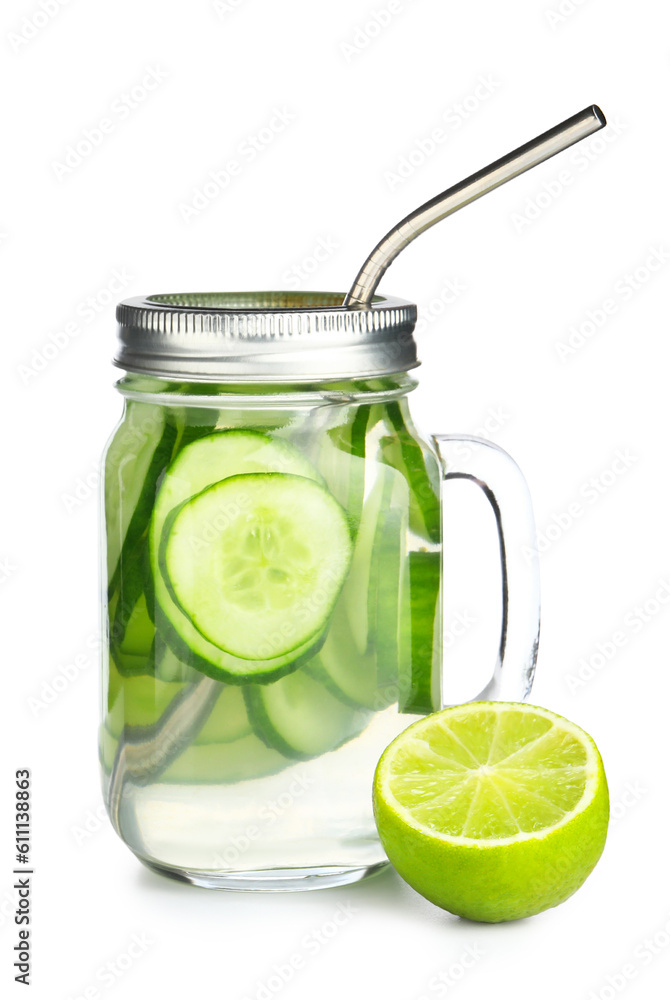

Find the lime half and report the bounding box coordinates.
[373,702,609,922]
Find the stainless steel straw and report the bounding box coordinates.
[344,105,606,308]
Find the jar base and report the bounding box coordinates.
[139,857,389,892]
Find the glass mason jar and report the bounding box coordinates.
[101,292,540,890]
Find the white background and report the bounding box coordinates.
[2,1,669,998]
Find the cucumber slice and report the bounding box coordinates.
[306,469,407,710]
[374,508,405,691]
[344,465,407,655]
[109,583,156,677]
[382,402,441,544]
[105,403,177,592]
[399,549,442,714]
[150,430,328,683]
[196,685,251,745]
[109,556,147,653]
[109,647,151,679]
[173,403,222,453]
[164,473,352,661]
[117,594,154,657]
[106,673,182,737]
[153,635,200,683]
[245,668,368,760]
[99,727,287,784]
[106,657,250,745]
[161,731,288,784]
[343,472,387,655]
[317,406,371,533]
[306,604,378,709]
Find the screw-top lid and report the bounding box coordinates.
[115,291,418,381]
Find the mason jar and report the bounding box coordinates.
[101,291,540,890]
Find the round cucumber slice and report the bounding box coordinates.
[149,430,328,683]
[244,668,369,760]
[306,604,378,710]
[164,473,353,662]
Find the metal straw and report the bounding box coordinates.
[344,105,606,308]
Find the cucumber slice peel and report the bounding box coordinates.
[244,668,369,760]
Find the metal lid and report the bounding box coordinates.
[115,291,418,381]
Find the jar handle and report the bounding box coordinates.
[432,434,540,704]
